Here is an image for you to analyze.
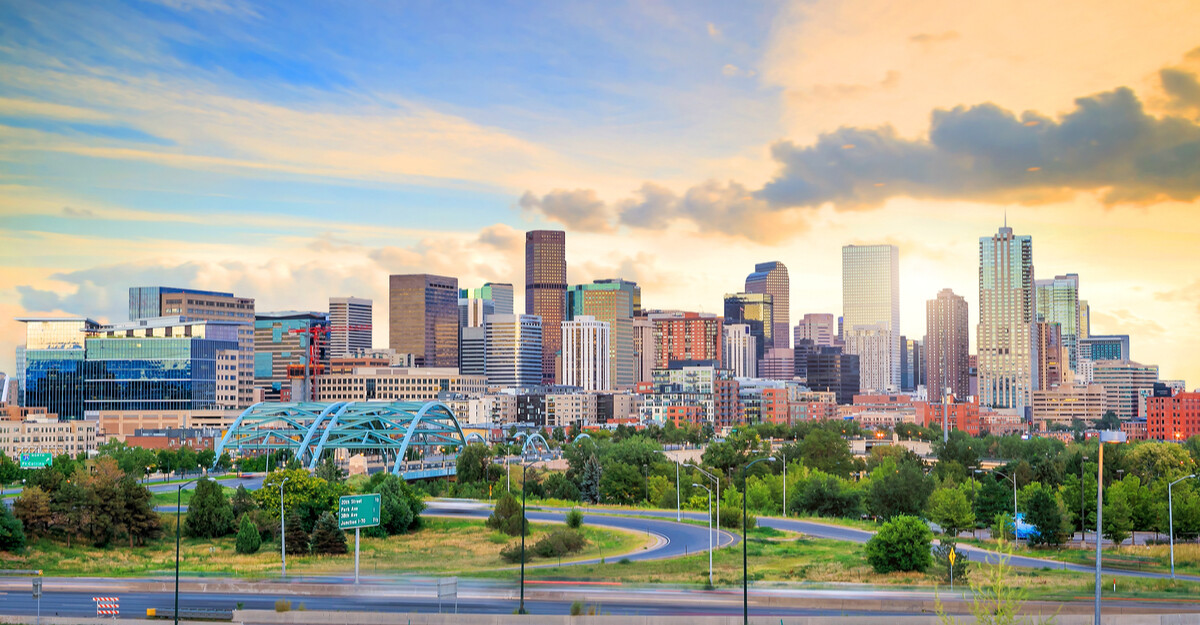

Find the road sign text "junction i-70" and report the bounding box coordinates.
[338,494,381,530]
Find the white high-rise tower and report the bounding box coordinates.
[841,245,900,392]
[978,226,1038,412]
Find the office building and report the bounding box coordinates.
[926,288,970,400]
[315,367,487,402]
[567,282,634,388]
[651,312,723,368]
[1035,274,1081,372]
[1035,321,1065,390]
[561,316,611,391]
[459,326,486,376]
[14,347,25,407]
[525,230,567,383]
[328,297,372,358]
[459,297,495,329]
[1092,360,1159,420]
[388,274,459,368]
[745,262,790,349]
[1146,391,1200,441]
[17,318,98,419]
[899,337,924,393]
[978,226,1037,412]
[806,347,861,405]
[129,286,255,407]
[1079,300,1091,339]
[1032,384,1109,430]
[590,279,641,317]
[461,283,514,316]
[1080,335,1130,362]
[757,348,795,381]
[485,314,543,388]
[724,293,773,362]
[795,313,836,348]
[842,245,900,392]
[0,415,97,458]
[722,324,757,378]
[793,339,818,379]
[633,316,654,384]
[254,311,329,401]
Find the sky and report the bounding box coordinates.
[2,0,1200,387]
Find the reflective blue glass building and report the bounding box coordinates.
[18,318,98,420]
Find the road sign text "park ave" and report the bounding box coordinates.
[338,494,381,530]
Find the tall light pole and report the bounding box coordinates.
[1168,474,1197,581]
[693,482,713,587]
[1080,455,1088,547]
[992,470,1018,520]
[1095,430,1127,625]
[655,450,681,521]
[174,478,197,625]
[279,477,290,578]
[687,463,719,534]
[942,387,952,443]
[518,460,534,615]
[742,456,776,625]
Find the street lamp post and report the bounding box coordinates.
[279,477,290,578]
[174,478,198,625]
[993,470,1018,520]
[694,482,713,587]
[687,464,719,534]
[518,461,534,614]
[1080,456,1088,547]
[1168,474,1197,580]
[780,449,787,518]
[1095,430,1127,625]
[655,450,681,522]
[742,456,776,625]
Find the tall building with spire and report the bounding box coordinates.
[525,230,566,384]
[745,262,790,350]
[842,245,900,392]
[978,225,1038,412]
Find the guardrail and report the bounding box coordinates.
[147,607,234,621]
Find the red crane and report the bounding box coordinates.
[287,324,373,401]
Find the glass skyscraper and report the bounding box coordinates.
[724,293,773,363]
[19,318,97,419]
[526,230,567,384]
[567,282,634,388]
[842,245,900,392]
[978,226,1037,412]
[745,261,790,350]
[388,274,459,368]
[484,314,543,388]
[1035,274,1081,372]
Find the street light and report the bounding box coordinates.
[1168,473,1197,580]
[173,478,198,625]
[742,456,776,625]
[687,463,719,535]
[1080,456,1089,547]
[279,477,290,578]
[1094,430,1127,625]
[518,460,535,615]
[693,482,713,587]
[655,450,681,522]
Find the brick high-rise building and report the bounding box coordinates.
[525,230,567,383]
[1035,321,1065,390]
[650,312,722,368]
[926,288,970,400]
[745,262,789,350]
[388,274,459,368]
[1146,391,1200,441]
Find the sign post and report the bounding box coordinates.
[32,578,42,625]
[948,548,957,592]
[437,577,457,614]
[338,494,381,584]
[20,453,52,469]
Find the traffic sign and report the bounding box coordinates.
[338,494,381,530]
[20,453,52,469]
[32,578,41,599]
[948,549,956,566]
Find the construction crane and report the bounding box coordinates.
[286,324,372,402]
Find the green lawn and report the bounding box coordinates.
[150,486,238,507]
[956,537,1200,577]
[0,517,648,579]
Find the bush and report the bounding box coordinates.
[184,478,235,538]
[532,528,586,558]
[487,493,526,537]
[274,600,291,612]
[0,503,25,552]
[234,514,261,554]
[864,515,933,573]
[499,542,531,563]
[570,600,583,616]
[310,511,347,555]
[565,508,584,529]
[717,505,755,530]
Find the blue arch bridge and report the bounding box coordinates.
[213,401,467,480]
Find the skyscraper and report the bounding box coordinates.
[633,316,654,383]
[525,230,566,384]
[17,317,98,419]
[328,296,372,358]
[842,245,900,392]
[794,313,836,348]
[567,282,634,388]
[254,311,329,401]
[899,337,924,393]
[462,283,514,316]
[926,288,970,400]
[978,226,1037,412]
[388,274,459,367]
[1035,274,1081,372]
[722,324,757,378]
[591,278,641,316]
[485,314,543,388]
[561,316,611,390]
[651,312,723,368]
[723,293,773,363]
[806,347,861,405]
[1035,321,1065,390]
[745,262,790,350]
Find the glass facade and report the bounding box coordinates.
[978,227,1036,411]
[83,334,235,412]
[723,293,773,362]
[24,349,86,419]
[842,245,900,392]
[388,275,459,367]
[745,262,789,350]
[1035,274,1081,372]
[526,231,567,383]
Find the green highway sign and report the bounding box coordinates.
[338,494,381,530]
[20,453,52,469]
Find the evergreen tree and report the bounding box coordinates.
[284,512,309,555]
[579,454,602,504]
[310,511,347,555]
[0,503,25,552]
[184,478,235,538]
[235,514,261,554]
[231,485,258,519]
[1024,486,1068,547]
[486,492,526,536]
[121,477,161,547]
[314,457,345,484]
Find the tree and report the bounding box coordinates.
[368,474,423,536]
[174,446,198,476]
[314,457,345,484]
[865,515,933,573]
[565,508,584,529]
[1124,442,1196,483]
[791,471,863,518]
[599,462,643,505]
[235,514,262,554]
[310,511,348,555]
[579,454,602,504]
[1023,485,1068,547]
[256,469,344,532]
[867,460,933,520]
[455,443,492,484]
[975,476,1013,527]
[1102,488,1133,546]
[800,429,855,478]
[196,449,216,472]
[487,492,526,536]
[231,485,258,519]
[0,503,25,552]
[13,486,53,539]
[544,472,581,501]
[121,476,161,547]
[934,547,1057,625]
[1094,410,1121,431]
[284,512,309,555]
[184,478,235,538]
[927,487,975,538]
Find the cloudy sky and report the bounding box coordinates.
[2,0,1200,387]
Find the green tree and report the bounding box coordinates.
[487,493,526,536]
[1103,488,1133,546]
[196,449,216,471]
[235,514,261,554]
[0,503,25,552]
[927,487,975,538]
[565,508,584,529]
[256,469,343,532]
[800,429,855,478]
[579,454,602,504]
[1094,410,1121,431]
[544,472,581,501]
[368,474,423,536]
[174,446,198,476]
[231,485,258,519]
[121,476,161,547]
[184,478,235,538]
[865,515,933,573]
[310,511,348,555]
[284,512,309,555]
[12,486,53,539]
[455,443,492,484]
[599,462,643,505]
[790,471,863,518]
[867,460,933,519]
[1023,485,1068,547]
[314,457,345,484]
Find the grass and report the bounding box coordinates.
[150,486,238,507]
[0,517,648,579]
[955,537,1200,577]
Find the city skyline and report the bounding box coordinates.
[2,1,1200,388]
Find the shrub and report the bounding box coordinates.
[717,505,755,530]
[274,600,291,612]
[499,542,531,563]
[532,528,586,558]
[0,503,25,552]
[570,600,583,616]
[234,514,261,554]
[487,493,527,537]
[864,515,933,573]
[565,508,584,529]
[284,513,309,555]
